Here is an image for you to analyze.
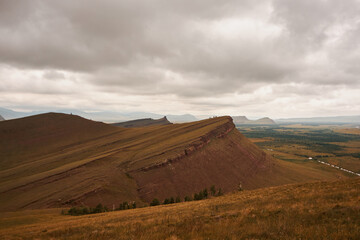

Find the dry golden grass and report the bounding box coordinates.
[334,128,360,135]
[249,137,274,143]
[1,178,359,240]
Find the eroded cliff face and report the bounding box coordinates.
[131,117,274,202]
[136,117,236,172]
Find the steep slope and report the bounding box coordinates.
[112,116,172,127]
[0,114,4,121]
[0,114,343,212]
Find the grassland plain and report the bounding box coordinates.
[238,125,360,174]
[0,178,359,240]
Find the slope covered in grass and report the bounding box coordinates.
[0,113,348,212]
[0,178,359,239]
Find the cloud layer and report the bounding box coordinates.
[1,0,359,117]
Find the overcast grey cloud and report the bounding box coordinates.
[0,0,359,118]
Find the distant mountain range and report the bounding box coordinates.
[232,116,276,125]
[0,107,197,123]
[276,115,360,124]
[113,117,172,127]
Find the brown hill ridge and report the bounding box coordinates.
[112,116,172,127]
[0,113,340,211]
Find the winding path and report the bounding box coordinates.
[317,160,360,176]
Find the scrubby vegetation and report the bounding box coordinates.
[65,202,137,216]
[65,204,109,216]
[151,185,223,207]
[65,186,225,216]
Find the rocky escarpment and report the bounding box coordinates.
[131,117,276,202]
[134,117,235,172]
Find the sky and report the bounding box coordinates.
[0,0,359,118]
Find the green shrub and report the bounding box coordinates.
[210,185,216,196]
[150,198,160,206]
[184,196,192,201]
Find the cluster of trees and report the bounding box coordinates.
[118,201,136,210]
[150,185,223,206]
[65,185,229,215]
[65,203,109,216]
[64,201,138,216]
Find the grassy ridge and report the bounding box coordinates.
[0,178,359,239]
[2,114,264,210]
[0,114,355,212]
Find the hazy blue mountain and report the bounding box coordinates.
[276,116,360,124]
[0,107,36,119]
[232,116,276,125]
[0,107,197,123]
[167,114,198,123]
[113,116,172,128]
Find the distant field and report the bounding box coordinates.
[0,178,359,239]
[238,125,360,174]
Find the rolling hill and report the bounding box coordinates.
[232,116,276,125]
[0,113,346,212]
[112,116,172,127]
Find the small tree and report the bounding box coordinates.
[150,198,160,206]
[163,198,170,205]
[93,203,104,213]
[82,207,89,214]
[132,202,136,209]
[184,196,192,202]
[170,197,175,204]
[175,196,181,203]
[203,188,208,199]
[198,191,204,200]
[217,188,223,196]
[194,193,199,200]
[210,185,216,196]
